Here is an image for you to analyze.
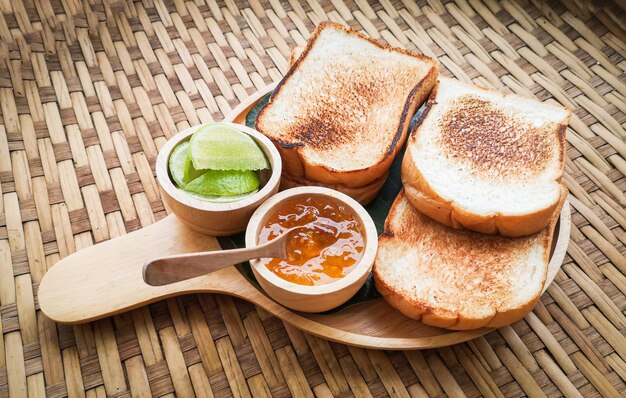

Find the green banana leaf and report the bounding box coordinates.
[221,92,424,313]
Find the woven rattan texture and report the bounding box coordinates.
[0,0,625,396]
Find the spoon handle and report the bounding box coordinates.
[143,242,277,286]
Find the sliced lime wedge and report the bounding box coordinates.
[184,169,260,197]
[169,140,205,188]
[183,154,204,184]
[168,141,190,188]
[189,124,270,171]
[185,189,259,203]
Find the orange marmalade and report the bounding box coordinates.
[258,195,365,286]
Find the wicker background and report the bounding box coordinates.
[0,0,625,396]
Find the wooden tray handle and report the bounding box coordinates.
[39,215,233,323]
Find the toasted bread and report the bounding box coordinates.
[282,44,389,205]
[373,188,565,330]
[280,171,387,205]
[256,22,438,189]
[288,46,304,67]
[402,78,570,237]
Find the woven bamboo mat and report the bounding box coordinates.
[0,0,625,396]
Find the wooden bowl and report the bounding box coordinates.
[245,186,378,313]
[156,123,282,236]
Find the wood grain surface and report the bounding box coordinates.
[1,0,625,397]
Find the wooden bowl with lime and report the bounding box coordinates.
[156,123,282,235]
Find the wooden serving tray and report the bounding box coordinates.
[38,86,571,350]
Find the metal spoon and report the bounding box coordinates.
[142,226,305,286]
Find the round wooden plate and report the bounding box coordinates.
[37,86,571,350]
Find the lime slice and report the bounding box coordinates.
[184,169,260,197]
[183,154,204,184]
[189,124,270,171]
[185,189,259,203]
[169,141,205,188]
[168,141,190,188]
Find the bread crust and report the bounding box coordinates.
[374,188,567,330]
[256,22,438,188]
[279,171,387,205]
[401,80,570,237]
[288,46,304,67]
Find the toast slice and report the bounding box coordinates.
[283,45,386,205]
[256,22,437,189]
[288,46,304,67]
[280,170,388,205]
[373,189,565,330]
[402,78,570,237]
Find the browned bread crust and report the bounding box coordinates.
[256,22,438,189]
[279,171,387,205]
[401,79,570,237]
[374,188,566,330]
[288,46,304,67]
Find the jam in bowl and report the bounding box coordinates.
[258,195,365,286]
[245,187,377,313]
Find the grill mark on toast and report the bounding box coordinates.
[439,96,555,177]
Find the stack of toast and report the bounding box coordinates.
[258,22,570,330]
[376,78,570,330]
[256,22,438,204]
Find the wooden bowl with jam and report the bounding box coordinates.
[156,123,282,236]
[245,186,378,313]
